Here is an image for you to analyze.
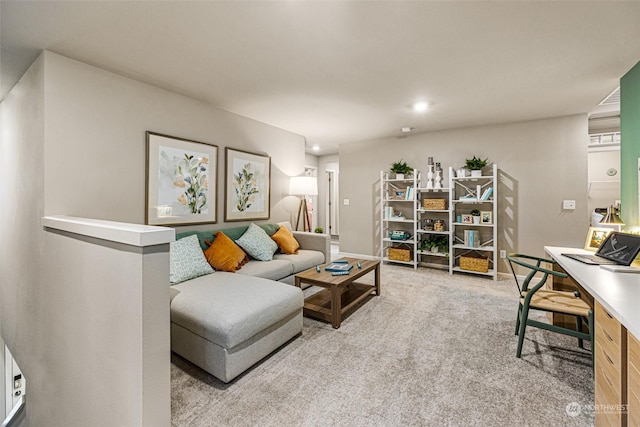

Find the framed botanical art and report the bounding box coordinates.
[584,226,613,251]
[225,148,271,221]
[145,131,218,226]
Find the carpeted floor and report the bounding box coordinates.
[171,263,594,426]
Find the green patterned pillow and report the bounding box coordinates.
[236,223,278,261]
[170,234,214,284]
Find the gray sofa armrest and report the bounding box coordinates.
[292,231,331,263]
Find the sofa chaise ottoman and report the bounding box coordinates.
[169,222,329,383]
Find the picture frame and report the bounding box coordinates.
[480,211,493,224]
[225,147,271,222]
[584,227,613,251]
[461,214,473,224]
[145,131,217,226]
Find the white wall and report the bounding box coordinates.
[42,52,306,229]
[1,51,310,426]
[339,115,589,272]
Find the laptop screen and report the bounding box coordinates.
[596,232,640,266]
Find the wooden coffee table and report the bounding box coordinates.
[294,258,380,329]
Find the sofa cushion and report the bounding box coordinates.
[203,231,249,272]
[171,272,303,349]
[236,223,278,261]
[170,234,214,284]
[271,225,300,254]
[177,223,279,250]
[237,259,294,281]
[274,249,326,274]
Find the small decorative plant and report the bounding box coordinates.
[464,156,488,171]
[390,160,413,176]
[420,235,449,253]
[314,227,324,233]
[470,209,481,217]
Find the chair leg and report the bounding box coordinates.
[515,303,522,336]
[576,316,584,349]
[516,301,531,358]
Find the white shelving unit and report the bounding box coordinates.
[380,170,419,269]
[449,164,498,280]
[415,187,453,272]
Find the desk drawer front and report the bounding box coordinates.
[629,332,640,427]
[597,323,623,371]
[597,301,623,345]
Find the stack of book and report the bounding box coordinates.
[464,230,480,248]
[479,187,493,201]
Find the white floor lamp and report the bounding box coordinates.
[289,176,318,231]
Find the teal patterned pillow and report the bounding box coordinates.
[236,223,278,261]
[170,234,214,284]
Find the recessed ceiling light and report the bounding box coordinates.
[413,102,428,112]
[312,145,320,151]
[401,127,412,133]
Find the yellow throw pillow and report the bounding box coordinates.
[204,231,249,272]
[271,226,300,255]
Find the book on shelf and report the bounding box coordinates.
[463,230,480,248]
[480,187,493,201]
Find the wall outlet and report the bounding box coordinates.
[500,250,506,259]
[563,200,576,210]
[343,199,350,206]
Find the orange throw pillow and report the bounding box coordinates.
[271,226,300,254]
[203,231,249,272]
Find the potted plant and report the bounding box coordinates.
[470,208,481,224]
[314,227,324,233]
[465,156,488,177]
[390,160,413,180]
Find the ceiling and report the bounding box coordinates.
[2,1,639,156]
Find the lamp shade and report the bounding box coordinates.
[289,176,318,196]
[600,205,624,225]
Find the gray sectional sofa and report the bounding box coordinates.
[170,222,330,383]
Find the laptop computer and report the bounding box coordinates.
[562,232,640,266]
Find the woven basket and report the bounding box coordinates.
[388,248,412,262]
[423,198,446,210]
[459,255,489,273]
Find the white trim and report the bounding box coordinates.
[42,215,175,247]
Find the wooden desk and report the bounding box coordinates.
[546,247,640,426]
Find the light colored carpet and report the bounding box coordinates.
[171,264,594,426]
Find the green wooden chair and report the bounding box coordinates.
[507,253,594,365]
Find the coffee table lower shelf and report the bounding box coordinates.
[303,282,376,327]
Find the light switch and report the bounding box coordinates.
[343,199,350,206]
[563,200,576,210]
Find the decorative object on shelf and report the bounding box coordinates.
[456,168,467,178]
[426,163,434,189]
[480,211,492,224]
[460,255,489,273]
[434,162,443,189]
[225,147,271,222]
[462,214,473,224]
[423,198,446,210]
[470,209,481,224]
[289,175,318,231]
[390,230,412,241]
[314,227,324,233]
[390,160,413,180]
[584,226,613,251]
[388,247,412,261]
[145,131,218,226]
[464,156,488,177]
[423,218,435,231]
[420,235,448,254]
[434,219,445,232]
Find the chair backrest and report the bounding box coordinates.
[507,253,568,295]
